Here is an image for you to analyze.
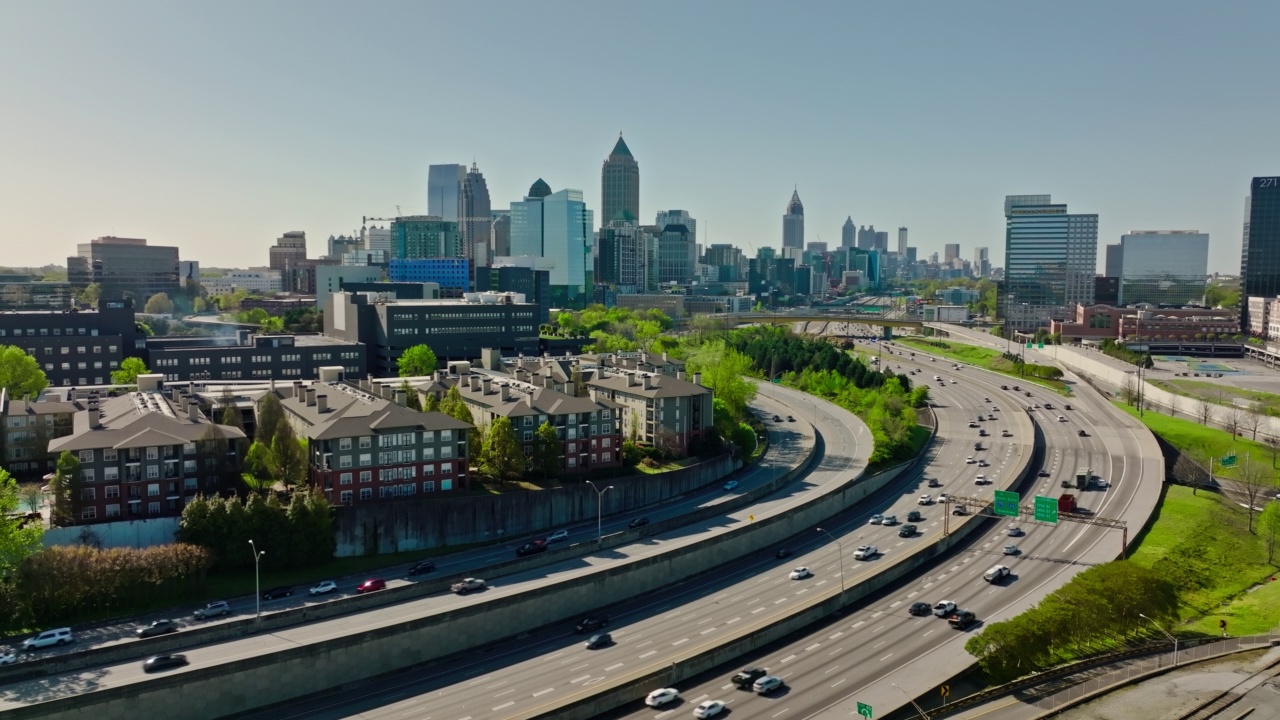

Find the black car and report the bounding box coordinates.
[908,602,932,616]
[786,415,795,422]
[408,560,436,576]
[906,510,923,522]
[732,667,768,689]
[585,633,613,649]
[261,586,293,601]
[516,541,548,557]
[142,654,189,673]
[628,516,650,529]
[775,548,792,559]
[772,415,782,422]
[899,524,917,537]
[575,616,609,634]
[1078,429,1088,437]
[1037,470,1051,478]
[136,619,179,638]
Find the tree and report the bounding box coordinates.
[0,345,49,398]
[48,451,80,527]
[1267,435,1280,470]
[193,296,208,313]
[1246,404,1265,441]
[111,357,150,385]
[271,429,308,489]
[531,421,562,479]
[1238,454,1271,534]
[75,282,102,307]
[482,417,526,481]
[1260,502,1280,563]
[1225,405,1243,438]
[687,340,758,421]
[255,392,286,448]
[1197,398,1215,426]
[1120,376,1140,407]
[143,292,174,315]
[398,344,439,377]
[398,380,422,411]
[19,483,42,514]
[0,470,44,578]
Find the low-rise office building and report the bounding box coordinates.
[0,298,143,387]
[1051,303,1240,342]
[45,376,245,525]
[0,275,73,310]
[145,331,366,382]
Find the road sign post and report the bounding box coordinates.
[994,490,1019,517]
[1033,495,1059,524]
[941,684,951,707]
[857,701,874,718]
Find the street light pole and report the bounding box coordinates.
[586,481,613,544]
[815,527,845,593]
[1139,613,1178,667]
[249,540,265,621]
[891,682,930,720]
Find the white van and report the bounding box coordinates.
[22,628,74,650]
[983,565,1011,583]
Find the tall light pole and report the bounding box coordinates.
[586,481,613,544]
[891,682,930,719]
[249,540,265,621]
[1139,613,1178,666]
[816,527,845,593]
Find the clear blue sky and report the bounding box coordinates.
[1,0,1275,274]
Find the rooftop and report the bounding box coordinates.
[588,370,709,399]
[48,389,245,453]
[271,381,470,441]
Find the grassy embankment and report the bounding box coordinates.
[1116,403,1279,483]
[1150,377,1280,418]
[894,335,1071,394]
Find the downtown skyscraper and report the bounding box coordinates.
[510,180,594,308]
[1241,176,1280,332]
[1002,194,1097,330]
[429,163,492,268]
[601,135,639,226]
[842,217,856,248]
[783,190,804,252]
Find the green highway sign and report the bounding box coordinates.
[1034,495,1059,524]
[1038,342,1045,349]
[1221,455,1237,468]
[994,489,1020,518]
[857,702,874,718]
[1026,342,1033,348]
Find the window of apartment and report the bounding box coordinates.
[146,483,160,497]
[82,468,95,483]
[568,443,577,454]
[440,430,452,442]
[359,436,372,449]
[591,454,598,464]
[441,462,453,475]
[104,485,120,499]
[81,487,96,501]
[104,448,117,462]
[80,507,97,521]
[602,409,611,419]
[78,449,94,463]
[423,480,435,493]
[184,478,197,492]
[602,438,612,448]
[340,472,352,485]
[423,463,435,476]
[523,416,533,427]
[359,470,371,483]
[359,488,372,501]
[441,478,452,491]
[146,465,160,479]
[603,452,612,463]
[148,502,161,515]
[104,466,119,481]
[439,446,452,459]
[340,490,353,504]
[339,455,352,469]
[105,504,120,518]
[339,438,352,451]
[359,453,371,467]
[523,431,533,442]
[146,447,159,460]
[568,457,577,468]
[184,459,197,474]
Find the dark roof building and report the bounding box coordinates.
[145,331,367,383]
[0,298,143,387]
[0,388,80,482]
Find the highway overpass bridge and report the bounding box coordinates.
[728,312,923,332]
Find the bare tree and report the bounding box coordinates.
[1197,398,1216,427]
[1238,454,1271,534]
[1245,404,1265,441]
[1121,376,1140,407]
[1268,435,1280,471]
[1225,405,1243,438]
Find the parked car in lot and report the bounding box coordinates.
[193,601,230,620]
[136,619,179,638]
[546,529,569,543]
[142,654,189,673]
[723,480,739,492]
[584,633,613,649]
[694,700,727,718]
[261,586,293,600]
[645,688,680,707]
[732,667,768,689]
[753,675,784,694]
[408,560,436,575]
[628,516,650,528]
[575,616,609,634]
[309,580,338,595]
[22,628,74,650]
[356,578,387,594]
[789,566,813,580]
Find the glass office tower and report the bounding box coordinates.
[1118,231,1208,306]
[1241,176,1280,332]
[1001,195,1097,330]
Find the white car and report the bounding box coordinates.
[881,515,898,526]
[0,651,14,665]
[950,379,957,384]
[646,688,680,707]
[546,529,569,543]
[853,545,878,560]
[1007,526,1025,537]
[938,493,950,503]
[1003,545,1020,555]
[869,514,884,525]
[309,580,338,596]
[933,600,957,617]
[1058,415,1067,422]
[984,565,1012,583]
[966,456,976,464]
[975,474,988,484]
[789,566,813,580]
[694,700,726,719]
[918,494,933,505]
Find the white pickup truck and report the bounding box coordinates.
[451,578,486,595]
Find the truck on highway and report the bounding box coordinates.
[1058,494,1078,513]
[1062,468,1090,490]
[450,578,486,594]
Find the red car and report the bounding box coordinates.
[356,578,386,594]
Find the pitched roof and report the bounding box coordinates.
[451,380,605,419]
[609,134,632,158]
[587,372,711,399]
[47,392,245,453]
[272,382,470,441]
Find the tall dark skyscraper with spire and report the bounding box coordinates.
[601,134,639,226]
[462,162,491,267]
[783,189,804,251]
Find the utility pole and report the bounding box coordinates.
[249,540,265,622]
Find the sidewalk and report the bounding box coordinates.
[943,636,1280,720]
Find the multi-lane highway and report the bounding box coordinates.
[222,362,1034,719]
[0,385,868,714]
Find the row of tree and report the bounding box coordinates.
[783,368,927,464]
[178,488,335,570]
[725,325,915,394]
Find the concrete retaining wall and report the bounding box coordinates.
[42,517,180,550]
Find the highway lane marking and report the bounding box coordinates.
[494,688,516,697]
[907,590,918,598]
[697,617,714,624]
[829,631,844,639]
[773,710,789,717]
[636,640,652,647]
[881,653,894,661]
[873,640,885,649]
[852,620,865,628]
[569,675,591,683]
[486,680,507,688]
[672,638,688,646]
[922,629,934,637]
[605,663,624,671]
[831,678,846,688]
[700,627,717,635]
[781,654,797,663]
[889,601,902,608]
[693,694,709,703]
[796,588,809,595]
[726,616,742,624]
[640,650,657,658]
[825,665,840,674]
[492,702,515,711]
[570,663,590,671]
[828,647,842,656]
[872,611,883,617]
[805,643,821,651]
[815,579,828,586]
[774,598,788,604]
[873,625,885,633]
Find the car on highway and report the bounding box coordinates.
[136,619,179,638]
[193,601,230,620]
[950,379,957,384]
[937,492,949,503]
[694,700,727,718]
[927,477,941,487]
[1007,526,1025,537]
[309,580,338,595]
[1033,402,1041,408]
[908,602,932,616]
[869,514,884,525]
[1001,384,1009,390]
[546,529,569,543]
[899,524,917,537]
[408,560,436,575]
[1002,430,1012,437]
[772,415,782,422]
[953,504,969,515]
[584,633,613,649]
[1058,415,1068,422]
[356,578,387,594]
[261,586,293,600]
[722,480,739,492]
[907,510,923,522]
[975,474,988,484]
[733,667,769,688]
[1044,402,1054,409]
[451,578,486,594]
[628,516,650,528]
[646,688,680,707]
[775,548,792,559]
[933,600,957,617]
[988,413,996,420]
[0,650,14,665]
[1078,429,1089,437]
[978,429,988,436]
[968,422,979,429]
[918,494,933,505]
[1095,479,1110,489]
[575,616,609,633]
[1004,545,1020,555]
[787,415,795,422]
[949,610,978,629]
[965,456,976,464]
[853,545,878,560]
[978,459,990,467]
[1038,470,1052,477]
[881,515,898,526]
[992,405,1000,411]
[789,566,813,580]
[753,675,784,694]
[1065,404,1073,410]
[984,397,991,402]
[984,565,1011,582]
[21,627,74,651]
[516,540,548,557]
[142,653,188,673]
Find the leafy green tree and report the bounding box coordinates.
[422,392,440,413]
[75,282,101,307]
[398,344,439,377]
[399,380,422,410]
[481,417,526,480]
[143,292,174,315]
[48,451,80,527]
[0,469,44,577]
[532,421,562,479]
[0,345,49,398]
[193,296,208,313]
[255,392,286,448]
[440,388,480,463]
[687,340,758,421]
[240,440,275,491]
[111,357,150,385]
[272,431,308,488]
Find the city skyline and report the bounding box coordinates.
[2,2,1277,273]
